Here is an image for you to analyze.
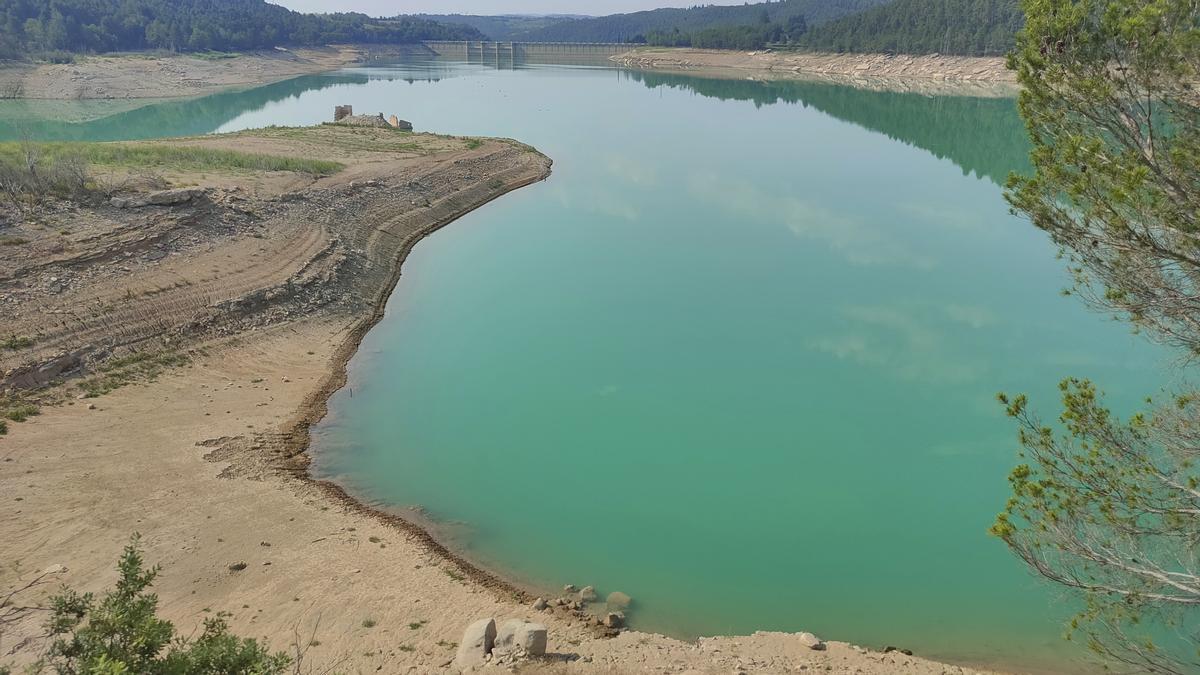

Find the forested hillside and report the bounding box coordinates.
[408,14,581,42]
[795,0,1022,56]
[520,0,891,43]
[0,0,483,58]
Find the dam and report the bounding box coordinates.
[422,40,630,66]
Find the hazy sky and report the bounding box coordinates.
[273,1,748,16]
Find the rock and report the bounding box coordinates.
[453,618,496,669]
[494,619,547,657]
[531,597,548,611]
[514,622,547,656]
[494,618,526,651]
[148,188,202,205]
[602,612,625,629]
[578,585,597,602]
[606,591,631,610]
[883,646,913,656]
[563,584,576,593]
[797,632,826,651]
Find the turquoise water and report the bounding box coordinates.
[3,59,1173,673]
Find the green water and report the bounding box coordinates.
[3,59,1173,673]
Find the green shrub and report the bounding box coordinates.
[38,535,290,674]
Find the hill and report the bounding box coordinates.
[0,0,483,59]
[408,14,583,42]
[795,0,1022,56]
[518,0,892,43]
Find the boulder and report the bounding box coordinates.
[145,187,204,206]
[494,618,526,651]
[798,632,827,651]
[494,619,547,656]
[606,591,631,610]
[602,612,625,629]
[578,585,597,602]
[514,622,547,656]
[453,618,496,669]
[531,597,548,611]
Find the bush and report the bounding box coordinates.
[35,535,290,674]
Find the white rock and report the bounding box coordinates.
[797,632,826,651]
[453,618,496,669]
[494,618,526,651]
[514,622,547,656]
[578,585,597,602]
[606,591,632,610]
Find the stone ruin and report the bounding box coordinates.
[333,105,413,131]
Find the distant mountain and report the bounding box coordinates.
[408,14,584,42]
[796,0,1023,56]
[0,0,484,58]
[518,0,893,44]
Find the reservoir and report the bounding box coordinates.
[3,57,1172,673]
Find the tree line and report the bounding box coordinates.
[519,0,886,44]
[0,0,483,59]
[641,13,809,50]
[794,0,1023,56]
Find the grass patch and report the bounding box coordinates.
[0,420,7,435]
[361,618,376,628]
[250,126,426,155]
[0,394,39,425]
[77,351,190,398]
[443,568,465,582]
[0,236,29,246]
[1,335,33,350]
[0,142,344,177]
[398,645,415,653]
[408,620,426,630]
[464,138,483,150]
[436,640,456,650]
[3,403,38,422]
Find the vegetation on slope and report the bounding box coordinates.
[0,0,483,59]
[0,536,290,674]
[519,0,890,43]
[408,13,584,42]
[644,14,810,50]
[795,0,1023,56]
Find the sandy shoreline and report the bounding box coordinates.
[0,46,370,100]
[0,126,1026,674]
[613,48,1018,97]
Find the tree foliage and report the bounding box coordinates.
[645,15,809,50]
[0,0,483,59]
[519,0,886,44]
[796,0,1024,56]
[997,0,1200,671]
[29,535,289,674]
